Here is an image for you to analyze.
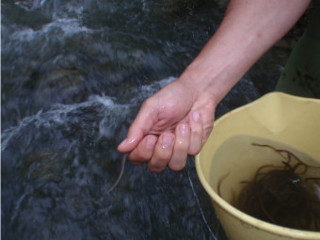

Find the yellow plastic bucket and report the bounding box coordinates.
[195,92,320,240]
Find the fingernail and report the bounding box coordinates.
[127,137,136,144]
[160,134,173,149]
[179,124,190,137]
[119,137,135,147]
[192,111,200,122]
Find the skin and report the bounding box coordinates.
[118,0,311,172]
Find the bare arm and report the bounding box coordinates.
[181,0,311,105]
[118,0,311,172]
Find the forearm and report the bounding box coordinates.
[178,0,311,106]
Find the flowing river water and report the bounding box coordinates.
[2,0,293,239]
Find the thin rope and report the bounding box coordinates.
[187,167,218,240]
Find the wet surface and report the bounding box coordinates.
[2,0,292,239]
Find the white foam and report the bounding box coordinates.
[139,76,176,95]
[1,95,126,150]
[10,18,94,43]
[14,0,47,10]
[2,77,177,150]
[89,95,117,108]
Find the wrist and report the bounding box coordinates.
[176,63,220,110]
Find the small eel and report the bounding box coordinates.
[106,132,164,193]
[106,153,128,193]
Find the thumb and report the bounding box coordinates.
[117,101,157,153]
[117,128,144,153]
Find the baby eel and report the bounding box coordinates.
[106,132,164,193]
[106,153,128,193]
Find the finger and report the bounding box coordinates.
[117,129,144,153]
[188,111,203,155]
[117,99,158,153]
[128,135,158,165]
[148,132,175,172]
[168,123,190,171]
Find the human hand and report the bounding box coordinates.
[117,79,216,172]
[117,0,312,173]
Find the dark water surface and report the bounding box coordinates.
[2,0,291,239]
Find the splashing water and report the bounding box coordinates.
[14,0,48,10]
[2,0,290,239]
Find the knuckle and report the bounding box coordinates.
[131,161,144,166]
[191,126,202,135]
[129,151,148,162]
[168,152,187,171]
[169,161,185,172]
[149,155,169,172]
[142,98,155,109]
[148,162,165,173]
[188,144,201,155]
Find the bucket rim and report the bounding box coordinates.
[195,92,320,239]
